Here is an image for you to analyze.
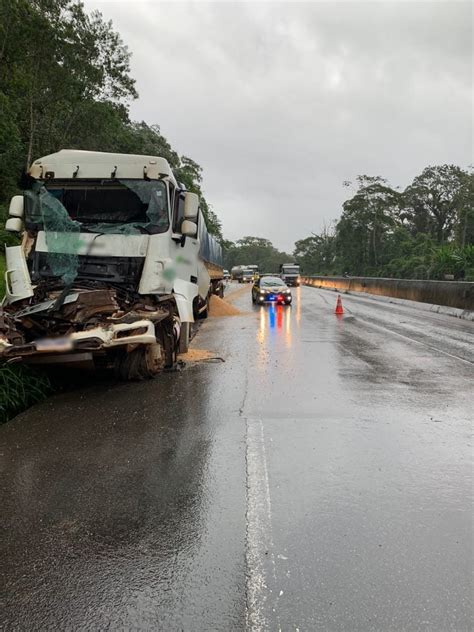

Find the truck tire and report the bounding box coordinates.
[179,321,190,354]
[196,296,209,319]
[114,343,164,381]
[156,318,177,369]
[219,283,224,299]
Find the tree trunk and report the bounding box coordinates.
[461,208,467,248]
[26,94,35,168]
[0,14,11,64]
[26,59,40,168]
[372,224,378,266]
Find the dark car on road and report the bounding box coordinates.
[252,275,292,305]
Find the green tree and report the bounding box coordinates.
[0,0,137,200]
[224,236,291,272]
[335,176,401,274]
[403,165,470,244]
[294,225,336,274]
[454,168,474,247]
[175,156,223,239]
[295,165,472,280]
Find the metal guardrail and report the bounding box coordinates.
[301,276,474,311]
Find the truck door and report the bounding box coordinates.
[171,190,200,322]
[171,190,199,284]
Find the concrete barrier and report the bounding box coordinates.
[301,276,474,311]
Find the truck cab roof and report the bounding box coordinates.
[29,150,176,184]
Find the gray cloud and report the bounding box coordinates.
[84,1,472,251]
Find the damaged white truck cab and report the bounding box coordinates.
[1,150,223,378]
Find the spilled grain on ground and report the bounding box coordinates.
[209,295,242,317]
[180,348,216,362]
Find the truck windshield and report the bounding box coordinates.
[44,179,169,235]
[283,267,299,274]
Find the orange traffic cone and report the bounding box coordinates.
[335,294,344,315]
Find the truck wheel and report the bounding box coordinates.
[219,283,224,299]
[179,322,190,354]
[156,319,177,369]
[114,344,164,381]
[197,297,209,319]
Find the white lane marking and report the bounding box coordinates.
[353,314,474,366]
[246,418,279,632]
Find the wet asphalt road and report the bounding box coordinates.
[1,284,473,631]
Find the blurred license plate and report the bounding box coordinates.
[36,337,73,352]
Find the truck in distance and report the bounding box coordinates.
[231,266,252,283]
[0,150,223,379]
[241,268,254,283]
[231,264,258,283]
[230,265,243,281]
[280,263,301,286]
[246,264,259,282]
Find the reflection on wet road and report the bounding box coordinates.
[1,285,472,631]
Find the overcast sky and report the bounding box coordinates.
[83,0,472,252]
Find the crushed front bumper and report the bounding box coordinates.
[0,319,157,360]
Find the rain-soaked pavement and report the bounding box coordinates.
[1,285,473,631]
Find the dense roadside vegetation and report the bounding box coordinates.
[294,168,474,280]
[223,167,473,280]
[223,236,292,273]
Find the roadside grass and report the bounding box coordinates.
[0,364,52,423]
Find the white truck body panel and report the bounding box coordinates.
[4,246,34,303]
[173,279,199,323]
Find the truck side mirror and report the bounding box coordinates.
[184,192,199,219]
[181,220,197,238]
[5,217,23,233]
[9,195,24,218]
